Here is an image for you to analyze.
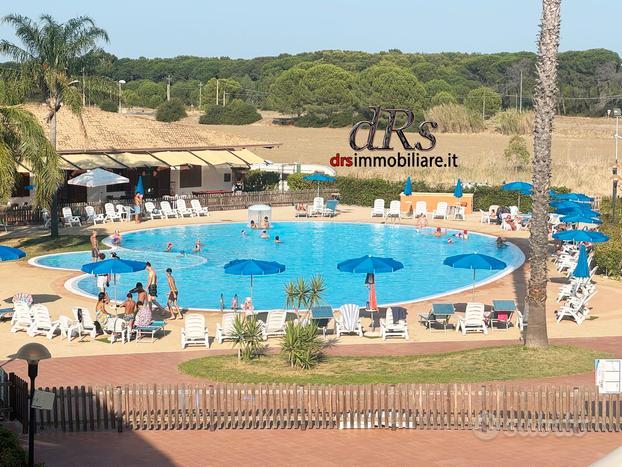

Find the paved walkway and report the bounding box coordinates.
[3,336,619,388]
[27,429,621,466]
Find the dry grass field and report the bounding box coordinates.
[182,112,617,195]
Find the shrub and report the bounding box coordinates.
[284,275,326,312]
[99,100,118,112]
[335,176,404,206]
[280,321,325,369]
[594,202,622,278]
[424,104,485,133]
[504,135,531,170]
[465,86,502,118]
[494,110,534,135]
[0,426,28,466]
[431,91,457,107]
[286,172,314,191]
[199,100,261,125]
[156,98,187,122]
[231,315,265,362]
[244,170,280,192]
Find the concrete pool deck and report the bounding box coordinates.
[1,205,621,360]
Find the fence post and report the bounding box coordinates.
[114,386,123,433]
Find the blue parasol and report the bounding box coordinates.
[0,245,26,262]
[81,258,147,303]
[572,244,590,279]
[443,253,507,300]
[303,172,335,196]
[136,176,144,195]
[224,258,286,302]
[404,176,413,196]
[501,181,532,210]
[454,178,463,198]
[553,230,609,243]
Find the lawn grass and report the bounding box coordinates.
[179,345,608,385]
[4,235,98,257]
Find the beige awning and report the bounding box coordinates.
[192,150,247,167]
[150,151,209,167]
[62,153,126,170]
[105,152,165,168]
[230,149,265,165]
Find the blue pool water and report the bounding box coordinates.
[33,222,524,309]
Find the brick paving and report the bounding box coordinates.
[2,336,620,388]
[28,429,621,466]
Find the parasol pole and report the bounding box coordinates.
[472,269,476,301]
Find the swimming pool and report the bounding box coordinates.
[32,222,524,310]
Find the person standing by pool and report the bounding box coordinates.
[96,253,109,293]
[130,282,148,304]
[220,293,225,312]
[133,192,143,224]
[145,262,162,312]
[231,294,239,311]
[90,230,99,262]
[165,268,181,320]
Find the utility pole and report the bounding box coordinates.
[82,68,86,106]
[199,82,203,108]
[216,79,219,105]
[519,70,523,113]
[167,75,171,101]
[223,90,227,106]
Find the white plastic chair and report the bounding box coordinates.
[380,307,409,340]
[62,207,81,227]
[509,206,519,216]
[181,313,209,348]
[386,201,401,223]
[335,304,363,337]
[215,313,237,344]
[415,201,427,217]
[453,206,466,221]
[106,317,129,344]
[190,199,209,216]
[160,201,179,219]
[175,199,195,217]
[116,204,130,221]
[456,302,487,335]
[433,202,448,219]
[479,209,491,224]
[85,206,105,225]
[261,311,287,340]
[371,199,386,218]
[104,203,121,222]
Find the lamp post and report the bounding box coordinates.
[613,108,621,222]
[199,82,203,109]
[118,80,126,113]
[14,343,51,467]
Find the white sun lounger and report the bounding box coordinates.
[433,202,448,220]
[144,201,163,220]
[456,302,488,335]
[72,307,98,341]
[58,315,80,341]
[335,304,363,337]
[85,206,105,225]
[181,313,209,348]
[555,291,596,325]
[62,207,81,227]
[371,199,386,218]
[215,313,238,344]
[160,201,179,219]
[104,203,122,222]
[190,199,209,216]
[415,201,427,217]
[27,305,60,339]
[10,304,33,333]
[309,197,325,217]
[261,311,288,340]
[380,307,409,340]
[175,199,195,217]
[386,201,401,223]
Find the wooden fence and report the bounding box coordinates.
[16,382,621,433]
[0,189,335,226]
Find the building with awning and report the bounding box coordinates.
[13,105,279,204]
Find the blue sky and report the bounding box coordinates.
[1,0,620,58]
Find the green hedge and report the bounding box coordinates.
[244,170,280,192]
[156,98,187,122]
[0,426,28,467]
[199,100,261,125]
[594,200,622,278]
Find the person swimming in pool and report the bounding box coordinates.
[496,236,508,248]
[249,220,257,229]
[111,230,122,246]
[433,227,442,238]
[166,242,173,252]
[260,216,270,229]
[274,235,281,244]
[193,240,201,253]
[260,230,269,239]
[241,229,247,237]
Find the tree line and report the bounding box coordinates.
[38,47,622,122]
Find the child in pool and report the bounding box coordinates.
[166,242,173,252]
[111,230,122,246]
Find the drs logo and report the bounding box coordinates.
[348,106,437,151]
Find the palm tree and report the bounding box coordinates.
[525,0,562,348]
[0,14,109,237]
[0,105,63,207]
